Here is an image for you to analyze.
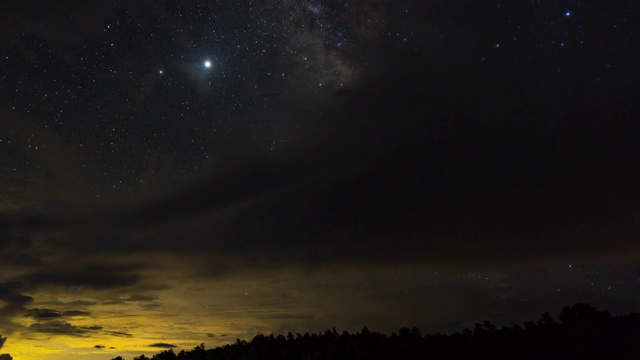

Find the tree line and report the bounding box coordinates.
[112,303,640,360]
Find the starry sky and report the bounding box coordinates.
[0,0,639,359]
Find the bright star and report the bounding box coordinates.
[204,60,212,68]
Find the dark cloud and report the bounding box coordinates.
[48,57,638,269]
[0,335,5,349]
[0,210,55,232]
[93,345,105,349]
[25,308,60,319]
[28,320,86,336]
[22,265,139,290]
[99,136,291,232]
[0,282,33,317]
[149,343,176,348]
[82,326,103,331]
[105,331,132,338]
[43,299,97,307]
[25,308,90,319]
[62,310,90,317]
[0,210,53,267]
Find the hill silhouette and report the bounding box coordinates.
[113,303,640,360]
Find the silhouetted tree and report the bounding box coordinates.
[151,349,177,360]
[110,303,640,360]
[537,312,556,328]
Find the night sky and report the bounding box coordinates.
[1,1,639,359]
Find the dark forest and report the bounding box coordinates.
[111,303,640,360]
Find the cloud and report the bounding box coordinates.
[0,335,5,349]
[22,265,139,290]
[82,326,103,331]
[0,210,52,267]
[118,294,160,310]
[28,320,86,336]
[56,300,97,306]
[25,308,90,319]
[63,310,91,317]
[0,211,55,233]
[93,345,105,349]
[0,282,33,317]
[107,294,157,305]
[105,330,132,338]
[118,138,284,228]
[149,343,176,348]
[25,308,60,319]
[123,294,157,302]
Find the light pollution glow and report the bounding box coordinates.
[3,262,482,360]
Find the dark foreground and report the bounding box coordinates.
[113,303,640,360]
